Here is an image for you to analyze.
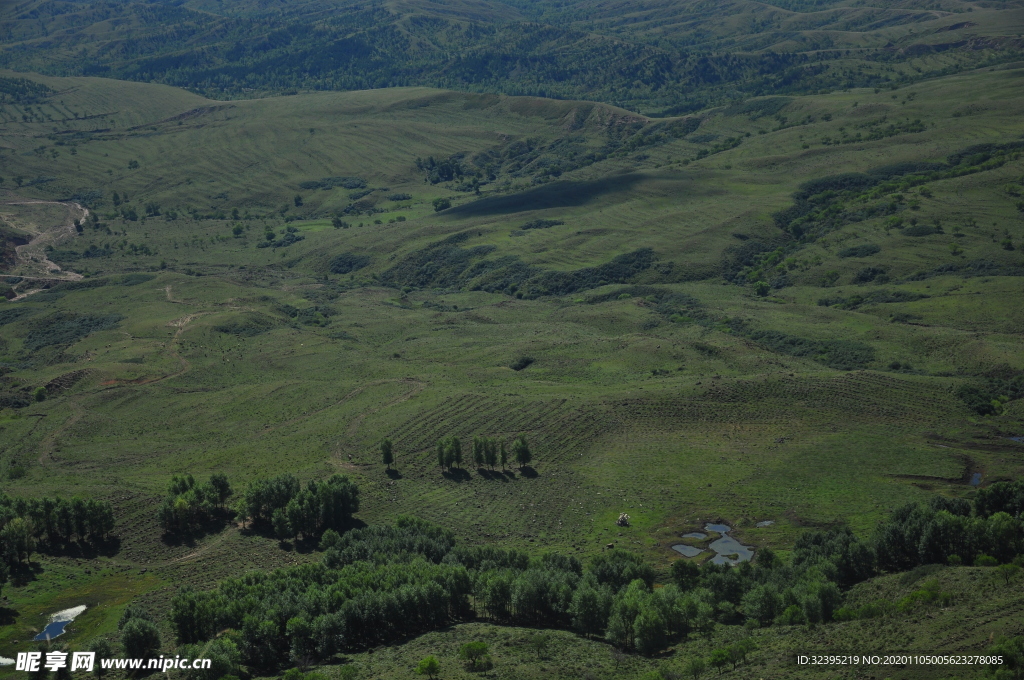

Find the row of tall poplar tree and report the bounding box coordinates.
[378,436,533,471]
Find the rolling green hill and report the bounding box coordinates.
[0,27,1023,680]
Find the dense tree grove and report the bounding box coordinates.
[874,488,1024,570]
[168,481,1024,668]
[234,473,359,540]
[157,473,231,534]
[0,492,115,572]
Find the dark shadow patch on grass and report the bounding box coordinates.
[385,468,403,479]
[443,173,648,218]
[159,516,231,548]
[240,516,368,544]
[8,561,43,587]
[475,468,509,481]
[518,466,538,478]
[41,536,121,560]
[510,355,534,371]
[442,468,472,482]
[0,607,19,625]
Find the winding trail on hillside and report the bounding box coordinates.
[159,529,234,567]
[98,311,205,388]
[2,200,88,289]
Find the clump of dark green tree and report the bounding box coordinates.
[874,484,1024,570]
[119,604,161,660]
[157,473,231,534]
[234,473,360,541]
[472,436,501,469]
[0,492,116,573]
[436,437,463,471]
[955,365,1024,416]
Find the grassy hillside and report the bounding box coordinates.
[0,61,1023,678]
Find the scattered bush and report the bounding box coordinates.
[299,176,365,190]
[510,355,534,371]
[746,329,874,370]
[23,313,124,351]
[852,266,887,283]
[257,232,304,248]
[901,223,943,237]
[520,219,564,230]
[214,313,277,337]
[329,253,370,274]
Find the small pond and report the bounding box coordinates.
[970,473,982,487]
[756,520,774,527]
[671,523,755,565]
[33,605,86,641]
[671,544,705,557]
[35,621,71,641]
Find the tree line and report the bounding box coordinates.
[430,435,531,472]
[234,473,360,541]
[0,492,116,593]
[155,471,360,542]
[163,479,1024,670]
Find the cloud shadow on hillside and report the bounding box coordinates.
[444,173,649,218]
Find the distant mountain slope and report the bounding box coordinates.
[1,0,1021,111]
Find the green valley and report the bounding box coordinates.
[1,0,1024,677]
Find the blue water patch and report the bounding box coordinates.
[672,524,755,564]
[671,544,705,557]
[707,524,755,566]
[34,621,70,641]
[970,472,982,487]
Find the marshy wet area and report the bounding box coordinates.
[670,523,757,565]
